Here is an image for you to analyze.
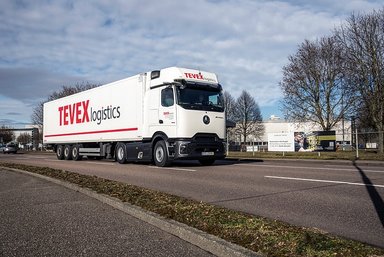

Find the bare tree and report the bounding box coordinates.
[223,91,237,148]
[280,36,355,131]
[17,132,31,145]
[234,90,264,146]
[336,9,384,153]
[31,82,99,128]
[223,91,236,122]
[0,125,15,143]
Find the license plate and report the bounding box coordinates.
[202,152,214,156]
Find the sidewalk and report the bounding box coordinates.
[0,169,214,257]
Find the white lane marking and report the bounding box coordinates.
[324,165,384,173]
[265,175,384,188]
[148,166,196,172]
[235,163,384,173]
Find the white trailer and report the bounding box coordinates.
[43,67,226,166]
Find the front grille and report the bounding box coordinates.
[193,133,218,143]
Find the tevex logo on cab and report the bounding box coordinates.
[184,73,204,80]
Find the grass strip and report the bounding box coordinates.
[227,151,384,161]
[1,162,383,257]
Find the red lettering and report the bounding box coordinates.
[69,103,76,124]
[184,72,203,80]
[76,102,82,123]
[63,105,69,125]
[82,100,90,122]
[58,100,90,126]
[58,106,63,126]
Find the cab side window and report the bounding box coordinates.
[161,88,174,107]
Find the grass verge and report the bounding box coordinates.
[1,162,383,257]
[227,151,384,161]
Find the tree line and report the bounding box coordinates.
[0,126,32,145]
[0,84,98,145]
[280,8,384,153]
[224,90,264,146]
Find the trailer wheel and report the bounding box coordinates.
[115,143,127,164]
[72,144,82,161]
[56,145,64,160]
[153,140,171,167]
[64,145,73,160]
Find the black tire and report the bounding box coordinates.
[198,159,215,166]
[72,144,82,161]
[115,143,127,164]
[153,140,171,167]
[64,145,73,160]
[56,145,64,160]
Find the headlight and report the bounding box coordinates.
[179,142,190,155]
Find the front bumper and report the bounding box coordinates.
[171,134,226,160]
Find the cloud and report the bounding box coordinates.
[286,0,382,14]
[0,68,86,102]
[0,0,382,126]
[6,112,22,116]
[0,96,33,126]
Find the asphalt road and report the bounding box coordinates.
[1,152,384,248]
[0,168,214,257]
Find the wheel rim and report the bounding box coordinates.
[57,147,62,157]
[155,146,164,163]
[117,146,124,160]
[64,148,69,157]
[72,147,78,157]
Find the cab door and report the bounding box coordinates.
[158,87,177,136]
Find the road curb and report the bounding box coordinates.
[2,166,262,257]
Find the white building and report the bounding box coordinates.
[229,115,352,151]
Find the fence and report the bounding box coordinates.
[228,130,384,153]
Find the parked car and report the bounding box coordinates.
[3,142,18,154]
[0,144,5,153]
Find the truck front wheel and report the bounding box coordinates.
[115,143,127,164]
[153,141,171,167]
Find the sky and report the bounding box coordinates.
[0,0,382,127]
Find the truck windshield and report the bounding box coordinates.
[176,85,224,112]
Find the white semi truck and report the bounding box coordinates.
[43,67,226,167]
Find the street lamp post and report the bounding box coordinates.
[351,116,359,159]
[355,123,359,159]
